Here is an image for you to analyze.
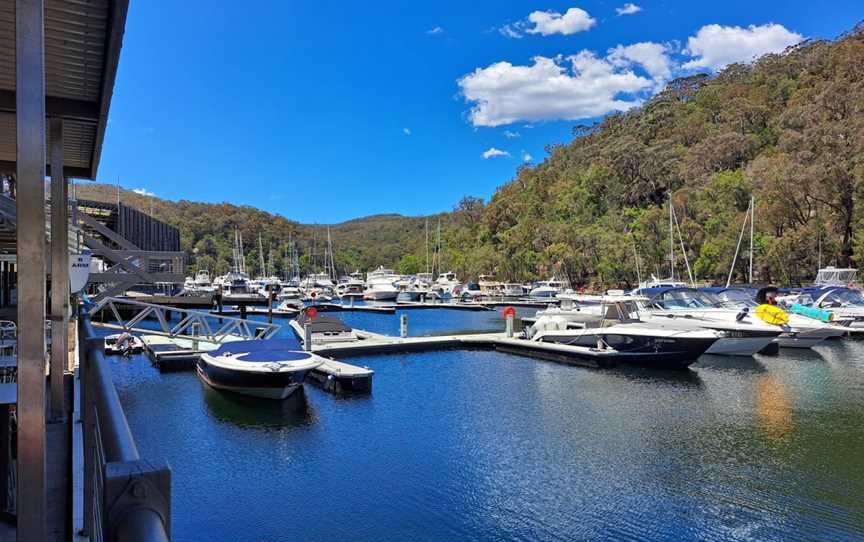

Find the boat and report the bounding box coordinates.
[478,275,503,298]
[636,288,784,356]
[197,339,323,400]
[335,271,366,299]
[668,287,846,348]
[502,283,527,298]
[104,332,144,355]
[364,267,399,301]
[814,266,859,288]
[528,298,720,369]
[528,278,565,300]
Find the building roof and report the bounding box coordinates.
[0,0,129,179]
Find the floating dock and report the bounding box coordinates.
[306,331,620,368]
[395,301,492,311]
[307,302,396,314]
[140,334,235,370]
[307,358,374,393]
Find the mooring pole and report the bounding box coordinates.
[506,315,514,338]
[400,314,408,338]
[303,323,312,351]
[267,291,274,323]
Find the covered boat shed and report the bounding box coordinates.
[0,1,171,541]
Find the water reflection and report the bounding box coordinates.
[607,365,706,389]
[201,383,316,430]
[754,375,793,441]
[697,354,768,374]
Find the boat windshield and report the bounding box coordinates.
[818,288,864,307]
[649,289,722,309]
[712,289,758,308]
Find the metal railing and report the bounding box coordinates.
[89,296,281,343]
[79,313,171,542]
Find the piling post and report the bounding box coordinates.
[506,314,514,338]
[267,291,274,323]
[303,323,312,351]
[400,314,408,338]
[240,304,247,320]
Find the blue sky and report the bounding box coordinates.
[97,1,862,223]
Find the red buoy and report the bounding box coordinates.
[502,306,516,319]
[306,307,318,319]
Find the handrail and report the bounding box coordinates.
[79,309,171,542]
[81,316,140,462]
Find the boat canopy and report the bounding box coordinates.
[636,287,725,309]
[815,267,858,286]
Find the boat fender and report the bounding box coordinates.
[790,303,834,322]
[754,304,789,326]
[735,307,749,322]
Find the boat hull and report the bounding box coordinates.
[197,357,311,400]
[537,333,716,368]
[364,290,398,301]
[705,336,777,356]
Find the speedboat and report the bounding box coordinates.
[336,272,366,299]
[528,298,720,369]
[778,286,864,332]
[197,340,323,400]
[670,287,846,348]
[104,332,144,355]
[478,275,503,298]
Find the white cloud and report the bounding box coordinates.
[132,188,155,197]
[615,3,642,16]
[403,127,412,136]
[499,23,524,39]
[482,147,510,159]
[426,26,444,35]
[608,42,673,83]
[522,151,533,162]
[458,52,653,127]
[682,23,803,71]
[499,7,596,39]
[527,8,596,36]
[503,130,521,139]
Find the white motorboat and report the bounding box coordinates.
[364,267,399,301]
[502,283,527,298]
[104,332,144,355]
[646,287,845,349]
[197,339,323,400]
[528,278,565,300]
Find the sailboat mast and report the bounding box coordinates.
[669,192,674,281]
[425,218,429,275]
[258,234,265,277]
[748,196,754,284]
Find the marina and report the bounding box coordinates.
[108,307,864,541]
[1,2,863,541]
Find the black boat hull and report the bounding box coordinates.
[537,333,717,369]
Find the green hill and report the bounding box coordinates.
[446,24,864,287]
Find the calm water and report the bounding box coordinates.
[109,310,864,541]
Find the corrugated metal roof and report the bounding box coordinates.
[0,0,127,179]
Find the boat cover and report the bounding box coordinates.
[210,340,312,362]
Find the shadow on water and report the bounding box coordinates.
[201,384,316,430]
[696,354,768,374]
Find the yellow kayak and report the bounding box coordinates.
[755,304,789,326]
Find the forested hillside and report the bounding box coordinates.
[444,24,864,287]
[78,25,864,287]
[74,183,447,276]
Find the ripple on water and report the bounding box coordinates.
[107,312,864,541]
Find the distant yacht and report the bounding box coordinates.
[364,266,399,301]
[528,278,565,300]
